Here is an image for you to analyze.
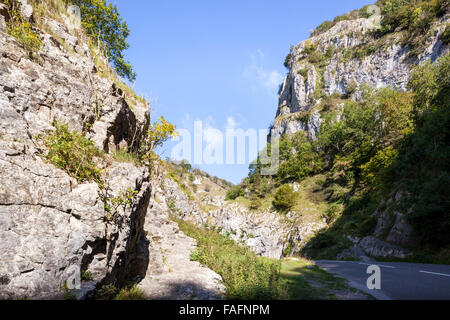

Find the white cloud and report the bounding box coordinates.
[225,116,238,130]
[244,50,284,95]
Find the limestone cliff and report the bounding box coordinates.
[269,5,449,260]
[272,9,449,141]
[0,1,153,299]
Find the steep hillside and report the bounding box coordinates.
[184,0,450,264]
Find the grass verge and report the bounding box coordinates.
[174,218,357,300]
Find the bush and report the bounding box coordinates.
[4,0,42,57]
[297,69,308,78]
[41,122,103,184]
[284,52,292,69]
[442,25,450,45]
[226,186,244,201]
[345,79,357,97]
[273,185,296,213]
[113,285,146,300]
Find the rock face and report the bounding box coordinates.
[156,171,326,259]
[0,3,152,299]
[271,13,449,141]
[138,187,225,300]
[0,2,228,300]
[270,9,449,259]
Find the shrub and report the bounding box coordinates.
[361,146,399,186]
[297,69,308,78]
[249,196,262,211]
[272,185,296,213]
[41,122,103,184]
[284,52,292,69]
[442,25,450,45]
[113,285,146,300]
[4,0,42,57]
[345,79,357,97]
[142,116,177,165]
[225,186,244,201]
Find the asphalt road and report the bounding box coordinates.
[316,260,450,300]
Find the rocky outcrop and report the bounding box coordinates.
[358,236,412,259]
[373,192,418,248]
[138,194,225,300]
[269,8,449,260]
[271,12,449,140]
[157,170,326,259]
[0,2,151,299]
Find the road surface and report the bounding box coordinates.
[316,260,450,300]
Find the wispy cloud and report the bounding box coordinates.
[244,50,284,96]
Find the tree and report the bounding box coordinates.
[143,116,177,161]
[67,0,136,81]
[226,186,244,201]
[179,159,192,172]
[272,185,296,213]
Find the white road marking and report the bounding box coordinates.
[419,270,450,277]
[357,262,396,269]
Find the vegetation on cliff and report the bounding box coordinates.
[237,52,449,261]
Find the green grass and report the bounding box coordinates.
[175,217,289,300]
[174,218,357,300]
[280,258,353,300]
[112,149,142,166]
[113,285,146,300]
[96,283,146,300]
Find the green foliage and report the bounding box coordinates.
[175,218,289,300]
[113,285,146,300]
[179,159,192,172]
[226,186,244,201]
[284,52,292,69]
[81,270,93,281]
[361,146,398,187]
[272,185,296,213]
[388,53,450,246]
[142,116,177,165]
[41,122,103,184]
[297,68,308,78]
[345,79,357,97]
[104,188,138,221]
[321,204,340,224]
[4,0,42,57]
[310,9,363,37]
[96,280,145,300]
[66,0,136,81]
[442,24,450,44]
[277,132,323,181]
[376,0,448,57]
[96,284,117,300]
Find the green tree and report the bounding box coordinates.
[226,186,244,201]
[272,185,296,213]
[66,0,136,81]
[143,116,177,162]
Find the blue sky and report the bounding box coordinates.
[114,0,372,184]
